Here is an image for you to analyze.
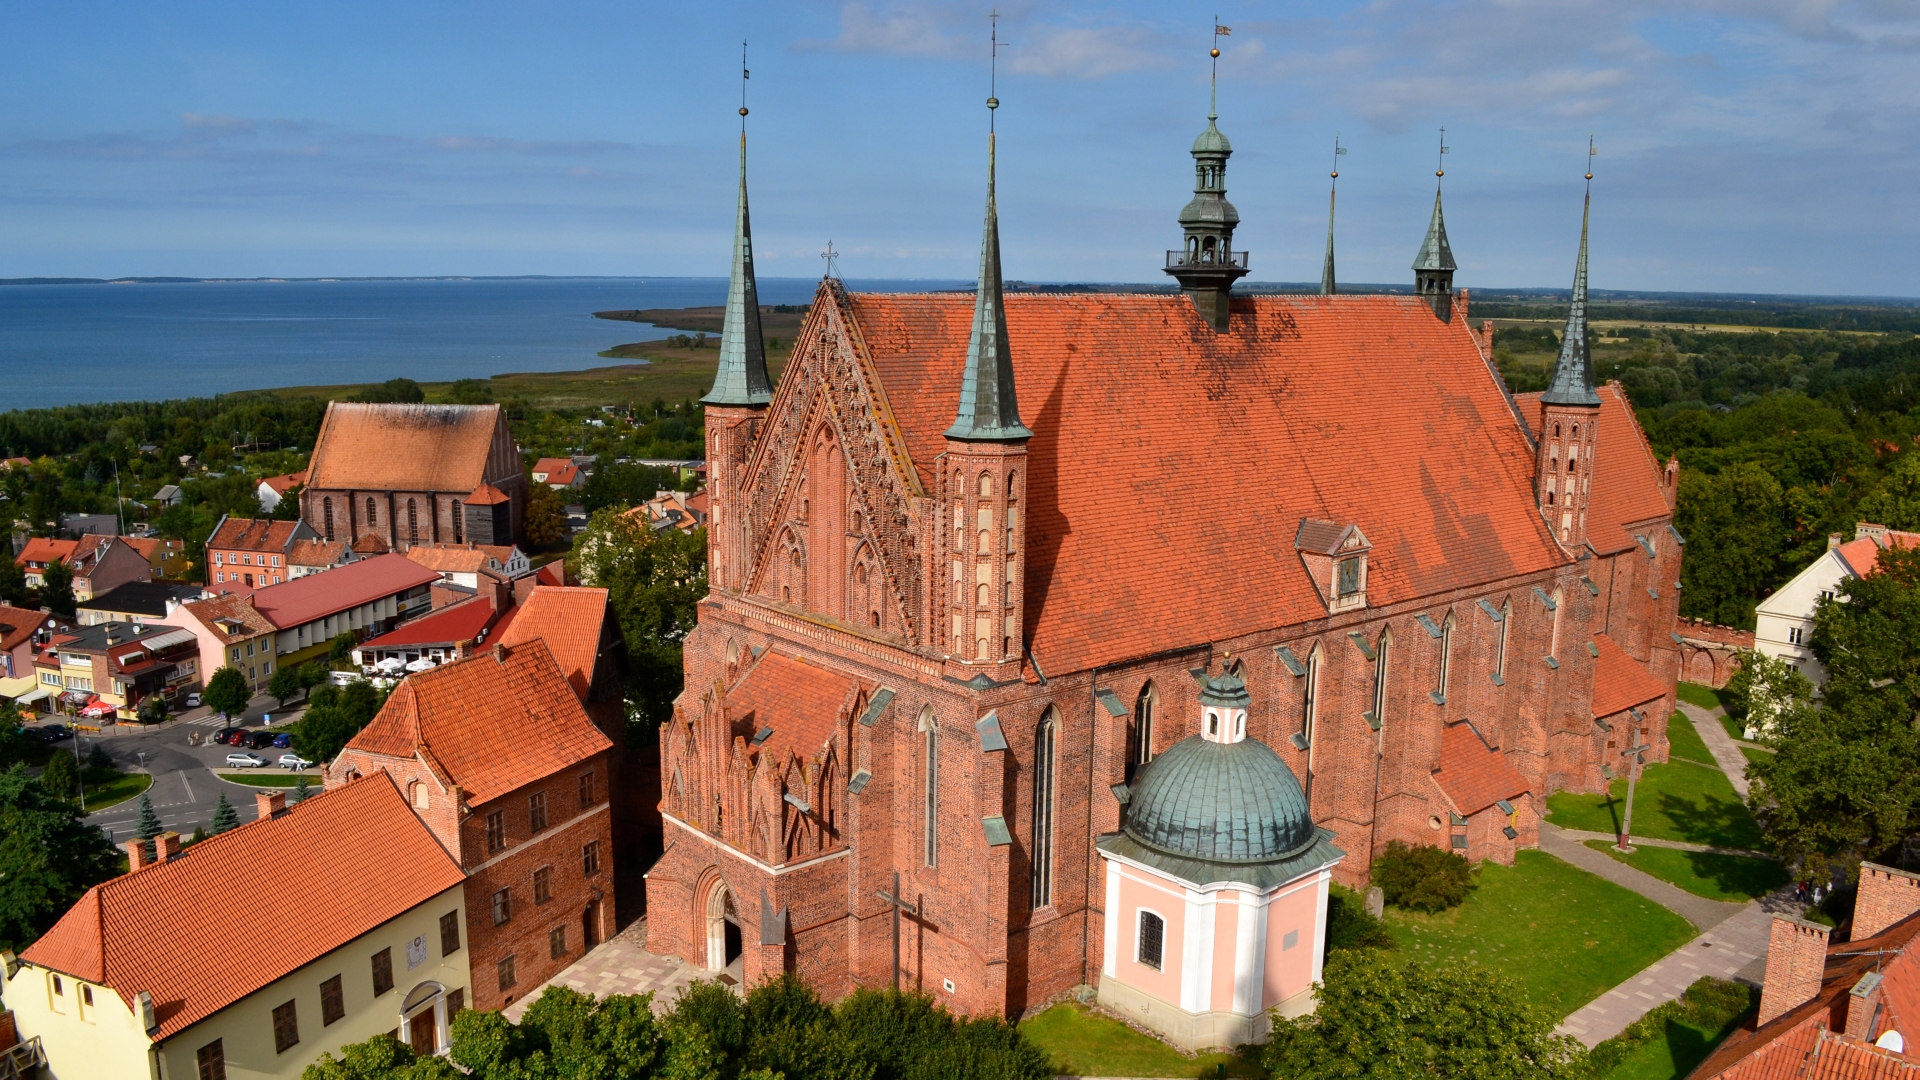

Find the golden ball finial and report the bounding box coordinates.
[1210,47,1220,58]
[1331,170,1339,178]
[1436,169,1444,177]
[987,96,998,110]
[739,107,749,117]
[1585,172,1593,180]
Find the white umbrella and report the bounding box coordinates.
[404,657,437,672]
[375,657,406,673]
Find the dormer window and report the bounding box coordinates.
[1297,518,1371,615]
[1337,558,1361,597]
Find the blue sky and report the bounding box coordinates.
[4,1,1918,295]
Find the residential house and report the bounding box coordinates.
[629,458,706,486]
[1,457,32,471]
[61,536,156,602]
[78,581,205,627]
[15,538,77,588]
[0,603,46,702]
[58,514,118,539]
[206,516,320,589]
[301,403,527,550]
[1689,862,1919,1079]
[257,470,308,514]
[121,535,190,578]
[152,484,184,508]
[327,639,616,1012]
[623,489,708,537]
[287,539,356,579]
[405,542,531,593]
[529,458,585,490]
[8,777,470,1080]
[178,595,279,694]
[352,580,518,670]
[28,621,199,719]
[1754,522,1920,689]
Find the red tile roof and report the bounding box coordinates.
[287,538,351,568]
[207,517,304,554]
[344,638,611,803]
[494,586,609,701]
[1834,533,1920,579]
[306,403,507,493]
[847,291,1568,673]
[1431,720,1532,815]
[15,538,77,567]
[259,470,307,495]
[351,534,390,555]
[118,536,181,565]
[406,544,508,575]
[248,554,439,629]
[467,482,510,506]
[359,595,508,650]
[20,774,463,1041]
[0,604,45,653]
[1591,632,1669,718]
[180,594,277,640]
[726,651,860,767]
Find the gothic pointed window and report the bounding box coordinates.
[1371,629,1392,728]
[1437,613,1455,700]
[407,499,419,541]
[1549,588,1565,659]
[367,498,377,527]
[1302,645,1321,745]
[451,501,464,543]
[1496,601,1512,679]
[1032,709,1057,909]
[1128,681,1156,782]
[921,708,938,867]
[322,498,334,540]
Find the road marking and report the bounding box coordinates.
[181,772,195,803]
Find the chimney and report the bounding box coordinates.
[1758,916,1831,1026]
[124,838,152,871]
[1845,972,1884,1041]
[1829,533,1844,551]
[493,642,507,664]
[488,575,511,614]
[1853,862,1920,940]
[256,791,287,819]
[153,831,181,863]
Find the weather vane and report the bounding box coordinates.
[739,41,749,128]
[1586,133,1596,184]
[987,10,1003,130]
[821,240,839,279]
[1436,127,1448,177]
[1332,133,1346,179]
[1210,18,1230,116]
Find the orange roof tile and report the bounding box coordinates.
[344,638,611,803]
[286,538,351,568]
[118,536,180,564]
[1430,720,1532,815]
[179,593,276,640]
[260,470,307,495]
[848,291,1567,673]
[405,543,506,575]
[249,554,439,629]
[466,482,510,506]
[726,651,860,767]
[494,586,610,701]
[1835,533,1920,579]
[359,595,508,650]
[207,517,305,554]
[15,538,77,567]
[0,603,45,653]
[351,533,390,555]
[306,402,507,493]
[1591,632,1669,718]
[20,774,463,1041]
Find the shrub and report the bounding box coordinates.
[1324,883,1395,955]
[1371,840,1472,912]
[40,751,80,806]
[1587,977,1755,1076]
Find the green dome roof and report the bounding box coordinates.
[1192,118,1231,155]
[1123,733,1315,865]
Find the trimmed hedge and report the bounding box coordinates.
[1372,840,1473,912]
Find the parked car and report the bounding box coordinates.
[211,727,243,744]
[37,724,73,741]
[246,730,277,750]
[223,729,252,746]
[272,733,293,748]
[278,754,313,770]
[185,693,202,708]
[224,752,267,768]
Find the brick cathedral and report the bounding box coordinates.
[645,84,1683,1022]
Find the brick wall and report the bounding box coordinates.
[1758,916,1831,1026]
[1854,862,1920,940]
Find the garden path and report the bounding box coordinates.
[1539,822,1746,931]
[1679,702,1753,798]
[1550,827,1775,859]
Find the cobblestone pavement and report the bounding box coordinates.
[1677,701,1757,799]
[504,919,721,1022]
[1551,827,1776,859]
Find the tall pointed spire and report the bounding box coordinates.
[702,42,772,408]
[1413,128,1456,304]
[1321,136,1343,296]
[946,21,1029,442]
[1542,142,1600,407]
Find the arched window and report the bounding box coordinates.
[1032,710,1057,908]
[367,498,378,526]
[979,472,993,498]
[1571,424,1579,438]
[1371,628,1392,729]
[322,498,334,540]
[407,499,419,541]
[920,709,938,867]
[1496,600,1512,679]
[1302,645,1321,745]
[451,501,464,543]
[1550,588,1565,659]
[1128,681,1156,781]
[1553,423,1561,438]
[1437,613,1455,700]
[1006,473,1018,554]
[977,583,990,607]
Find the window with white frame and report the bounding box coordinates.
[1137,909,1165,970]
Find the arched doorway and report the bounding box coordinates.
[400,981,446,1057]
[705,881,742,973]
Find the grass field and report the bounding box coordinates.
[1742,746,1773,767]
[1584,841,1788,902]
[1018,1004,1262,1078]
[1546,759,1765,851]
[1674,683,1730,712]
[1382,851,1696,1018]
[216,772,317,788]
[83,770,152,811]
[1665,712,1717,766]
[1591,978,1756,1080]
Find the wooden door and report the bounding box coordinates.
[409,1009,436,1056]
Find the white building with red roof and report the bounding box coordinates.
[1754,521,1920,694]
[7,777,470,1080]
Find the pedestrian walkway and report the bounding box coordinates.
[502,918,714,1023]
[1540,822,1746,931]
[1679,702,1753,799]
[1551,827,1776,860]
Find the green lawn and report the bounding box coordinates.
[1741,746,1773,767]
[83,771,152,811]
[1674,682,1729,713]
[1546,760,1765,851]
[1019,1003,1261,1078]
[1382,851,1696,1019]
[1592,978,1755,1080]
[216,772,317,788]
[1583,841,1788,902]
[1720,713,1750,744]
[1664,713,1716,765]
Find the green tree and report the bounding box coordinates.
[135,792,163,844]
[446,379,494,405]
[269,664,303,707]
[204,665,250,718]
[524,480,569,551]
[136,692,169,724]
[0,552,27,606]
[349,378,426,404]
[1264,950,1587,1080]
[210,792,239,834]
[1722,651,1813,739]
[1675,463,1787,629]
[40,749,81,807]
[329,633,356,665]
[292,680,386,764]
[1857,450,1920,531]
[303,1032,462,1080]
[39,558,76,619]
[571,508,707,730]
[0,764,125,950]
[298,660,329,690]
[293,774,311,803]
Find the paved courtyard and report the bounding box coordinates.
[503,918,723,1022]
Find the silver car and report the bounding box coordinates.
[224,752,267,768]
[278,754,313,770]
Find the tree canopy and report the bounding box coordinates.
[0,764,125,951]
[292,679,386,764]
[570,509,706,731]
[204,665,250,718]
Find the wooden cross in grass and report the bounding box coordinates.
[875,870,919,991]
[1617,734,1652,852]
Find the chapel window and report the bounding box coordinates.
[979,472,993,498]
[1496,601,1512,679]
[1303,645,1322,745]
[1550,587,1565,659]
[921,708,938,867]
[1137,910,1164,970]
[1371,629,1392,729]
[1128,681,1156,781]
[1031,709,1058,909]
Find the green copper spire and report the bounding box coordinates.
[1412,129,1455,301]
[1321,136,1343,296]
[702,48,772,408]
[1541,166,1600,407]
[946,46,1029,442]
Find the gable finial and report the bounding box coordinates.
[945,12,1030,442]
[701,40,772,408]
[1321,134,1345,296]
[1542,136,1601,407]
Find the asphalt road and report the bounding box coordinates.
[46,693,322,842]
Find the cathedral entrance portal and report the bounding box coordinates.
[705,880,743,973]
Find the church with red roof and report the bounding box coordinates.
[645,69,1684,1032]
